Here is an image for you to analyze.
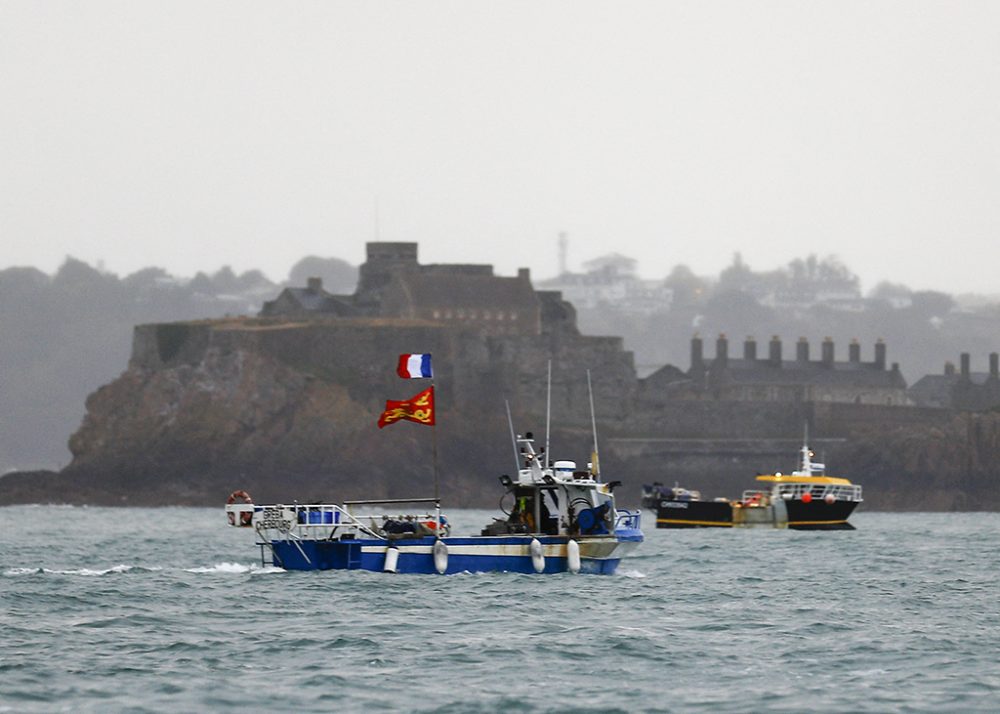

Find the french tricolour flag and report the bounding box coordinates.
[397,353,433,379]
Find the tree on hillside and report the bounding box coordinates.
[663,265,708,307]
[287,256,358,294]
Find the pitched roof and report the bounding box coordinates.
[909,372,990,406]
[709,358,906,388]
[390,272,537,309]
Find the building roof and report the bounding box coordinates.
[261,287,357,316]
[909,372,990,406]
[283,287,333,311]
[388,272,537,309]
[710,358,907,388]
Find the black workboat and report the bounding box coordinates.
[649,442,863,530]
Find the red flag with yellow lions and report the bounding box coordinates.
[377,386,435,428]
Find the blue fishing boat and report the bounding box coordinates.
[225,357,642,574]
[225,432,643,574]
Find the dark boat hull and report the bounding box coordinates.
[784,499,858,530]
[655,498,859,529]
[655,500,733,528]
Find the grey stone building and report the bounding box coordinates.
[261,242,547,336]
[644,334,909,405]
[910,353,1000,409]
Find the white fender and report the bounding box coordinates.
[566,539,581,574]
[383,546,400,573]
[530,538,545,573]
[433,539,448,574]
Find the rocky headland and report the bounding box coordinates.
[2,315,999,510]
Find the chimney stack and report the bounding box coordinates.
[690,334,704,372]
[769,336,782,367]
[960,352,970,379]
[874,339,887,370]
[822,337,834,367]
[307,276,323,293]
[991,353,999,380]
[944,361,955,376]
[796,337,809,363]
[716,333,729,367]
[849,339,861,363]
[744,336,757,362]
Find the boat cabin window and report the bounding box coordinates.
[508,487,559,535]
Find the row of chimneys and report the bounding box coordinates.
[691,334,887,370]
[945,353,1000,380]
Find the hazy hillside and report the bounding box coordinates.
[0,256,355,472]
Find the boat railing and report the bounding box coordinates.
[739,490,770,506]
[253,502,444,540]
[772,483,864,502]
[615,509,642,530]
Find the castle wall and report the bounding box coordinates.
[129,317,635,427]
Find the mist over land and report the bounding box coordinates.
[2,249,998,475]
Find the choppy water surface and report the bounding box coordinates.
[2,507,999,713]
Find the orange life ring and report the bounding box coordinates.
[227,490,253,526]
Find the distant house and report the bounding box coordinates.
[259,277,357,318]
[645,334,909,406]
[536,253,673,315]
[910,353,1000,409]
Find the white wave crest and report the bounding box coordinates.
[185,562,283,575]
[3,567,43,576]
[5,564,142,576]
[616,568,647,579]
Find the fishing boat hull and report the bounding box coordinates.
[265,532,642,574]
[655,499,733,528]
[784,499,858,530]
[655,498,858,529]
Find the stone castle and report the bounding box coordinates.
[132,242,636,423]
[261,241,567,337]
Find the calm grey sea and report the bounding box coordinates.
[2,507,998,713]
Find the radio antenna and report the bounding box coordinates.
[544,360,552,470]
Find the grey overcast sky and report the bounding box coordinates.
[2,1,998,293]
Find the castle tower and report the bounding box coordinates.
[355,242,420,308]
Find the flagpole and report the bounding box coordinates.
[432,377,440,532]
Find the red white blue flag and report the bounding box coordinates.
[397,353,433,379]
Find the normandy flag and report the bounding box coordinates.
[377,386,435,428]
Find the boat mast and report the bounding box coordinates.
[587,369,600,481]
[544,359,552,470]
[800,421,810,473]
[505,399,520,472]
